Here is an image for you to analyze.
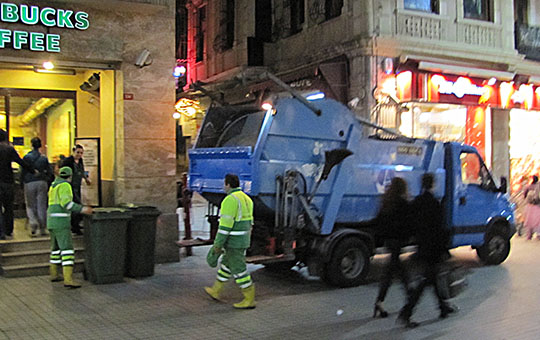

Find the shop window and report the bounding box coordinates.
[290,0,305,35]
[195,6,206,62]
[463,0,491,21]
[325,0,343,21]
[399,103,467,142]
[404,0,439,14]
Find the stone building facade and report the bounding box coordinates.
[0,0,178,262]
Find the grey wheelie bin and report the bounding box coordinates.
[83,208,132,284]
[122,205,161,278]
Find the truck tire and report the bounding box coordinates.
[325,238,370,287]
[476,229,511,265]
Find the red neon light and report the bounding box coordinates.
[396,71,412,101]
[500,82,514,109]
[518,84,534,110]
[478,86,494,104]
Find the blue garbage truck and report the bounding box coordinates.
[188,80,515,287]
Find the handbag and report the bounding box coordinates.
[436,265,468,300]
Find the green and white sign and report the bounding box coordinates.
[0,2,89,53]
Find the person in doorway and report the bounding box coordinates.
[47,166,92,288]
[373,177,414,319]
[523,175,540,240]
[204,173,256,309]
[397,173,457,328]
[61,145,91,235]
[22,137,53,237]
[0,129,35,239]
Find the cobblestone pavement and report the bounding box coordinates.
[0,236,539,339]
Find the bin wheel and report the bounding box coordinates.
[476,229,510,265]
[324,237,370,287]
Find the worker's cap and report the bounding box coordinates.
[59,166,72,178]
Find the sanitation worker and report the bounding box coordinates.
[204,173,256,309]
[47,166,93,288]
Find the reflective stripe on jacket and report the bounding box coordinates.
[47,178,82,230]
[214,188,253,249]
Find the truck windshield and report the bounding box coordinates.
[195,105,266,149]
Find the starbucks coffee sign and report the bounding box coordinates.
[0,2,89,52]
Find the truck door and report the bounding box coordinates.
[451,148,499,246]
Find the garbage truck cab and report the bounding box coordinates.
[188,91,514,287]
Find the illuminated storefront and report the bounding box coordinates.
[0,0,177,221]
[379,68,540,194]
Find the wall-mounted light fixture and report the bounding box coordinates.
[33,66,75,75]
[135,49,152,68]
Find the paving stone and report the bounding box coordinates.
[0,237,539,339]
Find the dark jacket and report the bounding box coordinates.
[22,150,53,184]
[375,196,414,242]
[411,191,450,263]
[0,142,33,184]
[61,156,85,189]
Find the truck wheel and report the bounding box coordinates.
[325,238,370,287]
[476,230,510,265]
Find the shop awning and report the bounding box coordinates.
[417,61,515,81]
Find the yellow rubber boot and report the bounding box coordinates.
[204,280,225,301]
[50,264,63,282]
[233,284,256,309]
[63,266,81,289]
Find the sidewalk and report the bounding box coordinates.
[0,236,539,339]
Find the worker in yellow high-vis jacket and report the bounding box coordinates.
[47,166,93,288]
[205,173,256,309]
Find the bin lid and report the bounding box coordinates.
[117,204,161,216]
[88,207,133,220]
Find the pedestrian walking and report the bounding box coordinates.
[0,129,35,239]
[204,173,256,309]
[47,166,93,288]
[22,137,53,237]
[397,173,457,328]
[373,177,413,318]
[523,175,540,240]
[61,144,91,235]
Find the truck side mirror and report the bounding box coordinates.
[499,176,507,194]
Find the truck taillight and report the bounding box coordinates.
[261,102,273,111]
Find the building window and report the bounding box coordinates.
[514,0,528,25]
[404,0,439,14]
[195,6,206,62]
[176,0,188,59]
[325,0,343,21]
[290,0,305,35]
[223,0,235,50]
[463,0,491,21]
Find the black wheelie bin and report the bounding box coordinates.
[122,205,161,278]
[83,208,132,284]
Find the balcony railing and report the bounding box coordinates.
[515,22,540,61]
